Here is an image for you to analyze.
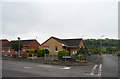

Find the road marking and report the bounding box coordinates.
[97,64,102,77]
[86,64,102,77]
[91,65,98,75]
[37,65,52,67]
[60,67,71,70]
[37,64,71,70]
[85,65,98,76]
[23,67,30,69]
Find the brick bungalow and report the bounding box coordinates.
[40,36,85,55]
[0,39,9,54]
[2,39,40,55]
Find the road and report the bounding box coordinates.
[1,54,119,77]
[101,54,118,77]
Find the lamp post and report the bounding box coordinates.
[8,48,11,56]
[99,35,104,55]
[17,37,20,57]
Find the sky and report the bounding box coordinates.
[0,0,119,44]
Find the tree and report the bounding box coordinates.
[11,41,23,52]
[88,48,100,55]
[77,48,89,61]
[77,48,88,55]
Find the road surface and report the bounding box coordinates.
[101,54,118,77]
[1,54,119,77]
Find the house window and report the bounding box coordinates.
[72,51,77,54]
[43,46,49,50]
[55,46,58,52]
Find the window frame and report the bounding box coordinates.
[55,46,58,52]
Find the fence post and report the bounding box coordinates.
[44,54,46,60]
[51,54,53,61]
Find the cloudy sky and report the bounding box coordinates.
[0,0,119,44]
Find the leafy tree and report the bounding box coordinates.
[77,48,89,60]
[84,38,119,54]
[77,48,88,55]
[11,41,23,52]
[101,48,107,54]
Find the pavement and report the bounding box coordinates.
[1,54,119,78]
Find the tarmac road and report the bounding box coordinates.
[101,54,118,77]
[2,59,93,77]
[1,54,119,78]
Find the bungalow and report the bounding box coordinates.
[2,39,40,55]
[0,39,9,53]
[0,39,9,47]
[40,36,85,55]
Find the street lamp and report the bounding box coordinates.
[17,37,20,57]
[99,35,104,55]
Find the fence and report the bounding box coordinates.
[86,54,98,61]
[44,54,98,61]
[44,54,58,61]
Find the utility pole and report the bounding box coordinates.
[17,37,20,57]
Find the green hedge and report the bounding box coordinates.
[37,49,49,57]
[58,50,70,60]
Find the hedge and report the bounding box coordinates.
[58,50,70,60]
[37,49,49,57]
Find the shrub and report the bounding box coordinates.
[58,50,70,60]
[37,49,49,57]
[34,49,38,54]
[26,49,35,57]
[26,49,35,53]
[21,53,28,58]
[37,49,44,57]
[44,49,49,54]
[78,54,86,61]
[28,53,32,57]
[71,54,78,61]
[12,53,17,58]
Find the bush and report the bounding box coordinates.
[71,54,78,61]
[58,50,70,60]
[26,49,35,53]
[34,49,38,54]
[44,49,49,54]
[37,49,44,57]
[21,53,28,58]
[37,49,49,57]
[28,53,32,57]
[78,54,86,61]
[26,49,37,57]
[12,53,17,58]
